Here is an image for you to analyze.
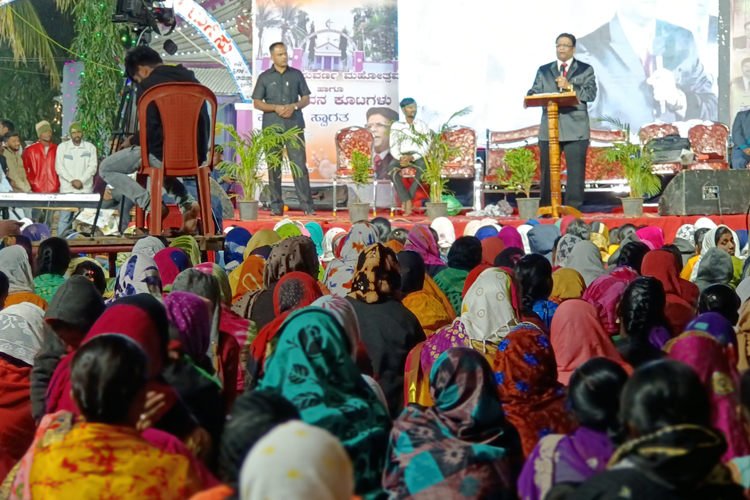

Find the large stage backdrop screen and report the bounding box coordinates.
[399,0,719,137]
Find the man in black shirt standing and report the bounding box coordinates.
[252,42,315,216]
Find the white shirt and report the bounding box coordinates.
[389,118,431,160]
[557,57,574,74]
[55,139,98,194]
[618,15,657,63]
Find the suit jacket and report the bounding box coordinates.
[527,59,597,142]
[733,76,750,92]
[733,110,750,151]
[375,151,394,180]
[577,16,717,131]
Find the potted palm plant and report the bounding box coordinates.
[599,118,661,217]
[394,107,472,221]
[501,147,539,220]
[349,149,371,222]
[216,122,303,221]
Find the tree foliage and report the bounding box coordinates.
[0,58,60,141]
[70,0,127,155]
[352,5,397,61]
[0,0,71,87]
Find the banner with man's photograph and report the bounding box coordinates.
[731,0,750,125]
[252,0,398,184]
[399,0,718,138]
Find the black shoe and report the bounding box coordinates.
[271,209,283,216]
[304,210,316,216]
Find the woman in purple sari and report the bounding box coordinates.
[518,357,629,500]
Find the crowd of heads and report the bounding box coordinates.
[0,215,749,499]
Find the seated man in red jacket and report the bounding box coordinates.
[22,121,59,194]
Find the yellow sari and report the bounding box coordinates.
[24,418,202,500]
[402,290,453,337]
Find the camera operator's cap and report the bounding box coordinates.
[69,122,83,134]
[35,120,51,138]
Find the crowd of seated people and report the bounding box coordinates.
[0,214,749,500]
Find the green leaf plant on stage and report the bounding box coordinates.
[71,0,128,156]
[216,122,303,202]
[391,107,472,204]
[350,149,370,203]
[598,116,661,199]
[501,147,537,198]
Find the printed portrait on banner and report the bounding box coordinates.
[731,0,750,127]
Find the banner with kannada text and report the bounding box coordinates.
[253,0,398,182]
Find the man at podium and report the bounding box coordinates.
[527,33,597,210]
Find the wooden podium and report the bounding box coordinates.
[524,91,583,218]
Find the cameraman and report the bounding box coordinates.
[99,46,209,234]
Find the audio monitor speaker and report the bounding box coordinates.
[658,170,750,216]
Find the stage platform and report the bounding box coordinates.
[224,207,750,244]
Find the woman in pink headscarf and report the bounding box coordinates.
[404,225,447,277]
[635,226,665,251]
[666,328,750,462]
[498,226,523,250]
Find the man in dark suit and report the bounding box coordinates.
[576,0,717,132]
[365,107,399,180]
[732,58,750,93]
[734,22,750,50]
[731,109,750,169]
[527,33,597,210]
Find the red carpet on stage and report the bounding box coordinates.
[223,207,750,244]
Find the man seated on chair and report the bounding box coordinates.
[388,98,430,217]
[99,46,209,234]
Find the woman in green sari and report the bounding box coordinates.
[258,307,391,500]
[433,236,483,315]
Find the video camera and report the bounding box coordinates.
[112,0,176,34]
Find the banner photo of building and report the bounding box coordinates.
[399,0,719,138]
[253,0,399,182]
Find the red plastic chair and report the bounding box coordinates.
[134,82,217,236]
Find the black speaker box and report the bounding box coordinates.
[259,184,348,211]
[658,170,750,216]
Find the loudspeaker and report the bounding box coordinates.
[260,185,348,211]
[658,170,750,216]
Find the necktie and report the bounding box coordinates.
[373,155,382,173]
[560,62,567,78]
[643,52,654,78]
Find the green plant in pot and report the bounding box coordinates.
[393,107,472,220]
[598,117,661,217]
[349,149,372,222]
[216,122,303,221]
[501,147,539,220]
